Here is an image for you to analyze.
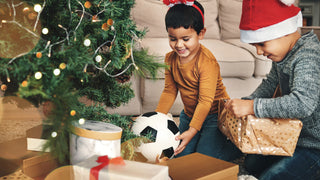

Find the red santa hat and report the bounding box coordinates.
[239,0,302,43]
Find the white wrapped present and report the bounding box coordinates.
[73,155,169,180]
[70,120,122,164]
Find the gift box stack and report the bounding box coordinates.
[46,119,238,180]
[1,98,239,180]
[67,120,170,180]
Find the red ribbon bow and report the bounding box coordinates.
[163,0,194,7]
[89,155,125,180]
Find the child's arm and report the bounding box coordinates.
[188,57,220,130]
[253,57,320,119]
[228,56,320,119]
[174,55,221,155]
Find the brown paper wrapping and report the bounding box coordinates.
[218,99,303,156]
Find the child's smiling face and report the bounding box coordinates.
[167,27,205,63]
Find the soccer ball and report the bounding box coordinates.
[131,111,180,163]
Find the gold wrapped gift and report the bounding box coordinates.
[218,99,303,156]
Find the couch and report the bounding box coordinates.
[106,0,272,116]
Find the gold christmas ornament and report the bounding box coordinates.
[70,110,76,116]
[36,52,42,58]
[1,84,7,91]
[101,23,109,31]
[84,1,92,9]
[21,80,28,87]
[59,63,67,69]
[107,19,114,26]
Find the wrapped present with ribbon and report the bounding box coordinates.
[73,155,169,180]
[218,99,303,156]
[70,120,122,164]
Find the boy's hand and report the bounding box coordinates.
[225,99,254,118]
[174,127,197,156]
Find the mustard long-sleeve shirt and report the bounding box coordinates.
[156,45,229,131]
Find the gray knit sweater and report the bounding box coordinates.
[243,31,320,150]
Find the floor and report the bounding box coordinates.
[0,97,257,180]
[0,96,43,144]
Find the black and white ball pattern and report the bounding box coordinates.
[132,112,180,163]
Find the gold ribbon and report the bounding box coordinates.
[72,126,122,140]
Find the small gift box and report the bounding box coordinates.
[70,120,122,164]
[73,155,169,180]
[218,99,303,156]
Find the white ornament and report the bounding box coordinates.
[34,4,42,12]
[280,0,295,6]
[42,28,49,35]
[131,112,180,163]
[34,72,42,79]
[79,118,85,125]
[53,68,61,76]
[83,39,91,47]
[51,131,57,138]
[95,55,102,62]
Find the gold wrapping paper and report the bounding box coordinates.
[218,99,303,156]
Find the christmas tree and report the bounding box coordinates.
[0,0,165,164]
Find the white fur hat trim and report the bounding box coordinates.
[280,0,295,6]
[240,11,302,43]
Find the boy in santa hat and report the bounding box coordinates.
[225,0,320,179]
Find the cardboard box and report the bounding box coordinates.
[26,124,52,152]
[167,153,239,180]
[0,137,58,178]
[22,151,58,178]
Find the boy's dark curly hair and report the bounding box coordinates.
[165,1,204,34]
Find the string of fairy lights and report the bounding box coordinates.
[0,0,140,138]
[1,0,139,86]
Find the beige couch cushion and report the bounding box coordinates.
[218,0,242,40]
[132,0,220,39]
[201,39,254,78]
[199,0,220,39]
[141,78,184,115]
[142,38,255,79]
[132,0,168,38]
[224,39,272,77]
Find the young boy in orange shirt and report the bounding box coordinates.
[156,0,240,160]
